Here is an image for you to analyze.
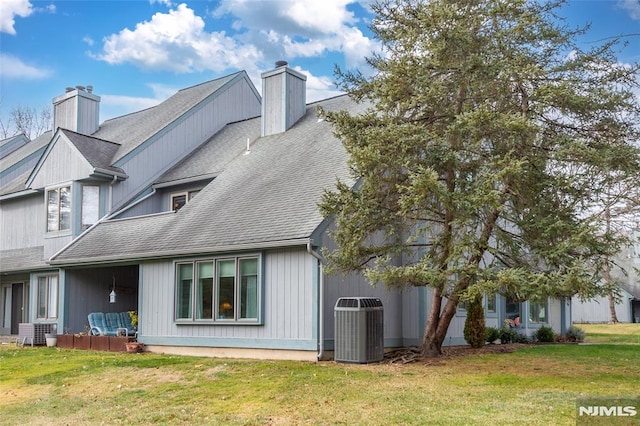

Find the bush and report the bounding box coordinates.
[512,332,531,344]
[566,325,585,342]
[485,327,501,344]
[463,295,486,348]
[536,326,555,343]
[499,326,516,344]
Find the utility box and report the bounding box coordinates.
[18,323,54,346]
[334,297,384,363]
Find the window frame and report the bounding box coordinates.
[169,190,200,212]
[46,185,72,233]
[174,254,262,325]
[81,184,100,231]
[36,275,58,320]
[528,298,549,324]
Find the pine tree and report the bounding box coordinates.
[320,0,640,356]
[463,295,486,349]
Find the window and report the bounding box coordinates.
[170,190,200,211]
[37,275,58,319]
[505,298,521,327]
[81,185,100,230]
[486,294,496,313]
[47,186,71,231]
[175,256,260,323]
[528,299,548,323]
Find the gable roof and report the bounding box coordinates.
[61,129,124,175]
[0,131,52,195]
[51,95,363,265]
[0,133,29,159]
[94,72,253,163]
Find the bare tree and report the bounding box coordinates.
[0,104,52,140]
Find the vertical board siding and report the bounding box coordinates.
[112,80,260,210]
[285,73,306,129]
[53,97,77,132]
[262,76,284,136]
[0,194,43,250]
[77,97,99,135]
[139,248,315,346]
[30,137,93,189]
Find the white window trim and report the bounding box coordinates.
[45,184,72,234]
[36,275,58,320]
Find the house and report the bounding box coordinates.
[0,63,571,359]
[572,233,640,323]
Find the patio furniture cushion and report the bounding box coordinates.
[88,312,117,336]
[118,312,137,337]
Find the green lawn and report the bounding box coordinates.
[0,325,638,425]
[579,322,640,345]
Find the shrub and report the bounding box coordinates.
[499,326,516,344]
[536,326,555,343]
[485,327,501,344]
[463,295,486,348]
[566,325,585,342]
[512,332,531,344]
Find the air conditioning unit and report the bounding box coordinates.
[334,297,384,363]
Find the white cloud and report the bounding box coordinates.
[0,54,51,79]
[0,0,32,35]
[100,82,179,120]
[95,4,262,73]
[619,0,640,20]
[215,0,380,70]
[83,36,95,47]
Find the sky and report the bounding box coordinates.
[0,0,639,129]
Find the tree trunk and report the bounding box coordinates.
[608,292,619,324]
[421,295,459,357]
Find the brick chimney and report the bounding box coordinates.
[53,85,100,135]
[261,61,307,137]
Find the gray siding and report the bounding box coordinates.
[0,194,43,250]
[111,79,260,211]
[139,248,316,348]
[572,293,632,323]
[53,89,100,135]
[30,135,92,189]
[261,67,306,136]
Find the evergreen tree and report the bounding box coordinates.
[463,295,486,349]
[320,0,640,356]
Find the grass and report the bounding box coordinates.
[0,325,639,425]
[578,322,640,345]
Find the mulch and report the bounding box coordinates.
[384,343,528,365]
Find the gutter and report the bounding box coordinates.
[307,241,326,361]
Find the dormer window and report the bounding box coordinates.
[47,185,71,232]
[170,190,200,211]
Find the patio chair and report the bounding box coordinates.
[105,312,127,336]
[87,312,117,336]
[118,312,137,337]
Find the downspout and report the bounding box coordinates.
[307,241,325,361]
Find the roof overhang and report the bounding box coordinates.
[152,172,218,189]
[49,237,313,267]
[0,188,41,201]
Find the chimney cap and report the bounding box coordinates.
[65,87,75,93]
[76,85,86,91]
[86,85,93,94]
[275,60,288,68]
